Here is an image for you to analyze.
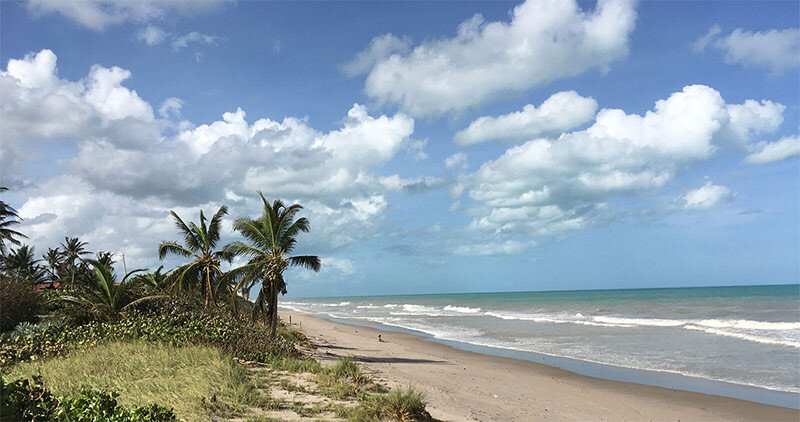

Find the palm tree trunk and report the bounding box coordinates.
[269,275,280,339]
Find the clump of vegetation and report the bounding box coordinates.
[5,341,262,421]
[0,273,43,331]
[339,387,432,422]
[1,375,177,421]
[0,298,299,367]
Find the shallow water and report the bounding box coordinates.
[284,285,800,396]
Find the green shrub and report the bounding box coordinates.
[0,273,43,332]
[341,387,432,422]
[0,298,300,367]
[0,376,176,422]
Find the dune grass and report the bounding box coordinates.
[6,340,261,421]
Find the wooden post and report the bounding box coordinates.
[289,315,292,325]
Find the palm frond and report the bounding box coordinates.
[288,255,321,272]
[169,210,202,251]
[158,241,194,260]
[208,205,229,247]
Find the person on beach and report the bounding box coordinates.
[378,334,387,343]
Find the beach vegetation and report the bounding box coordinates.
[225,192,320,338]
[54,259,158,322]
[0,272,43,331]
[158,206,233,309]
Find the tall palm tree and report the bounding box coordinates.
[158,206,232,308]
[60,237,91,286]
[43,247,64,283]
[225,193,320,338]
[57,259,151,321]
[0,187,27,255]
[1,245,47,283]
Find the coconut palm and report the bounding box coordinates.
[60,237,91,286]
[225,193,320,338]
[56,259,152,321]
[43,247,64,283]
[1,245,47,283]
[0,187,27,255]
[158,206,232,308]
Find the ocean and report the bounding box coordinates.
[282,284,800,406]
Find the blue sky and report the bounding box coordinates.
[1,0,798,297]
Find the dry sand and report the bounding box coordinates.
[283,310,799,422]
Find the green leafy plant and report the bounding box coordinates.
[55,260,160,322]
[1,375,177,422]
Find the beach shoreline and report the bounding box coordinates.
[282,309,799,421]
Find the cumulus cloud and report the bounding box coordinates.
[457,85,784,237]
[353,0,637,117]
[744,135,800,164]
[453,91,598,145]
[341,33,410,76]
[26,0,229,31]
[677,182,734,210]
[444,153,468,171]
[694,25,800,74]
[4,49,437,269]
[0,49,158,150]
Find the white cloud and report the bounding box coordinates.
[458,85,783,237]
[453,91,598,145]
[353,0,637,117]
[172,31,221,50]
[694,25,800,74]
[137,25,169,46]
[26,0,229,31]
[158,97,183,119]
[678,182,734,210]
[341,33,410,76]
[1,49,158,150]
[454,240,531,256]
[444,153,468,171]
[320,257,355,274]
[744,135,800,164]
[4,49,437,267]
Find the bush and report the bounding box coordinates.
[0,273,43,332]
[341,387,433,422]
[0,298,301,367]
[0,376,176,422]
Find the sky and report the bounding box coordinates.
[1,0,798,297]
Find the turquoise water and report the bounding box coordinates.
[284,285,800,398]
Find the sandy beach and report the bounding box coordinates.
[283,310,799,422]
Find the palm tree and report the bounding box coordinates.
[43,247,64,283]
[225,193,320,338]
[57,260,152,321]
[0,187,27,255]
[158,206,232,308]
[1,245,48,283]
[60,237,91,286]
[131,265,169,290]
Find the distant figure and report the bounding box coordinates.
[378,334,387,343]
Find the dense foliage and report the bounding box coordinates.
[0,298,299,367]
[0,376,177,421]
[0,273,43,331]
